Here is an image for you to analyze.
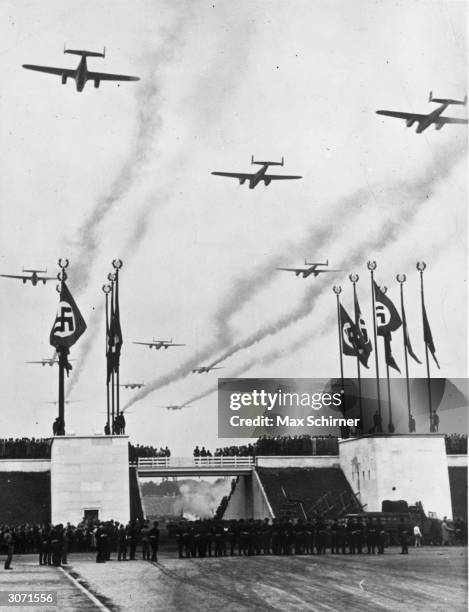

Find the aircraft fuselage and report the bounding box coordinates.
[416,103,448,133]
[249,165,269,189]
[75,57,87,92]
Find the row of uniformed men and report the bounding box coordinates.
[173,517,411,557]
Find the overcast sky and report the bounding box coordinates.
[0,0,467,454]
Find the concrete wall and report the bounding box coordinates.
[0,459,50,472]
[51,436,130,525]
[339,435,453,519]
[256,456,339,469]
[223,475,252,520]
[252,470,274,519]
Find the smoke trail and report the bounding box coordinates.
[68,9,259,391]
[66,308,103,397]
[69,15,194,291]
[207,140,466,366]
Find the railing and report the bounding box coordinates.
[137,456,254,469]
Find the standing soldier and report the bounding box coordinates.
[128,522,140,560]
[140,521,151,560]
[398,521,409,554]
[149,521,160,562]
[117,524,127,561]
[330,519,339,554]
[261,518,271,555]
[3,527,14,570]
[377,520,386,554]
[366,519,377,555]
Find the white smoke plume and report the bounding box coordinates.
[206,141,466,367]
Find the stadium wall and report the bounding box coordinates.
[51,436,130,525]
[256,456,339,468]
[339,434,452,518]
[223,474,252,519]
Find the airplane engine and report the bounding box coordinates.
[239,178,246,185]
[43,280,46,284]
[295,271,300,276]
[435,124,444,130]
[23,279,27,284]
[406,119,415,127]
[61,74,67,85]
[264,178,272,186]
[94,79,100,88]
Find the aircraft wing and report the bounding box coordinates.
[0,274,28,280]
[277,267,305,273]
[87,71,140,82]
[211,172,254,180]
[22,64,75,78]
[376,110,427,121]
[263,174,302,180]
[132,341,153,346]
[435,116,468,125]
[314,269,342,274]
[166,343,186,347]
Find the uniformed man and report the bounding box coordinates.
[3,527,14,570]
[149,521,160,562]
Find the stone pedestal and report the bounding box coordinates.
[339,434,453,518]
[51,436,130,525]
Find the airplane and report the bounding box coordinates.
[276,260,342,278]
[132,338,186,350]
[22,47,140,92]
[211,156,302,189]
[1,268,56,286]
[26,357,76,367]
[376,92,468,133]
[120,382,145,390]
[156,405,192,411]
[192,366,224,374]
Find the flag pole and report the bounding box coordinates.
[397,274,413,432]
[102,284,112,434]
[380,286,394,433]
[367,261,382,431]
[112,259,123,423]
[108,272,116,433]
[56,259,70,436]
[333,285,348,437]
[349,274,363,430]
[417,261,433,432]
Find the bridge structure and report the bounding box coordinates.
[135,456,255,477]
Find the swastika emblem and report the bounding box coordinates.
[53,302,76,338]
[342,322,356,349]
[375,304,391,327]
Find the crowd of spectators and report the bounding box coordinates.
[445,434,467,455]
[209,436,340,457]
[128,443,170,463]
[0,438,51,459]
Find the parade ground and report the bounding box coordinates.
[0,547,466,612]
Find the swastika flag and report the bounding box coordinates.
[373,281,402,336]
[50,281,87,349]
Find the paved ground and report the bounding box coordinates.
[0,547,466,611]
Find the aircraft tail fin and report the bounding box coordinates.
[429,91,467,106]
[22,267,47,273]
[64,46,105,58]
[251,155,284,166]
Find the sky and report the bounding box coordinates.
[0,0,467,455]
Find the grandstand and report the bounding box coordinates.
[256,467,362,519]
